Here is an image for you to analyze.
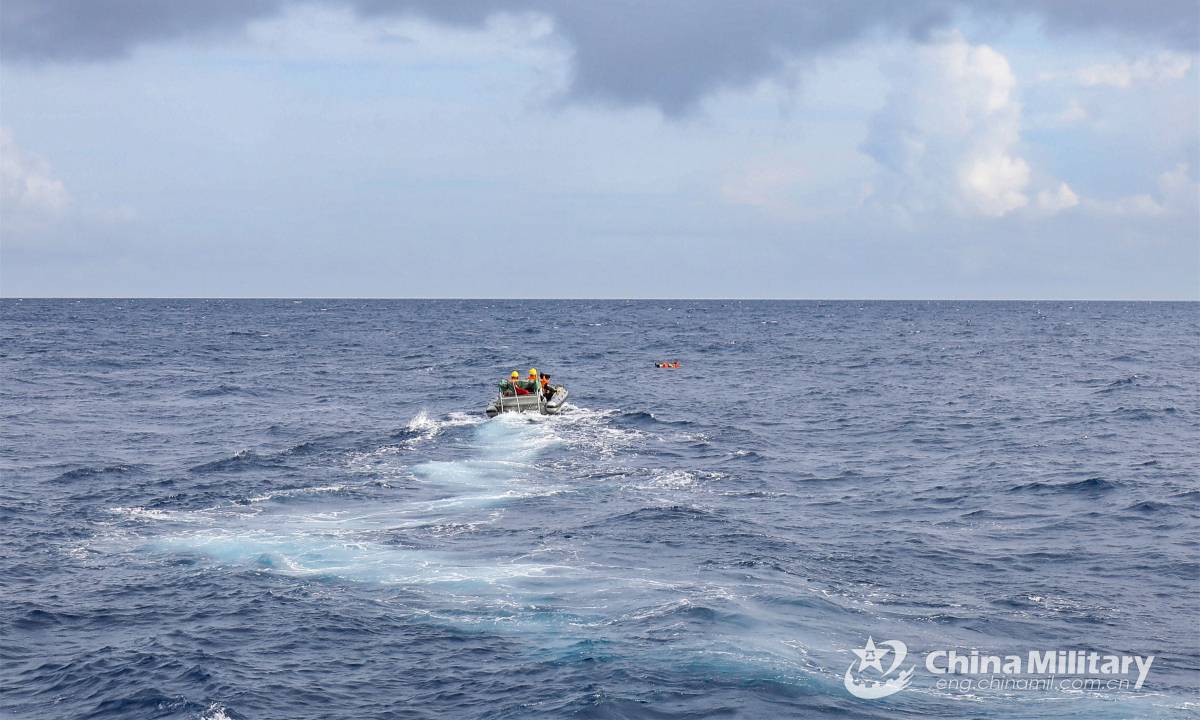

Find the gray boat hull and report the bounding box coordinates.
[486,387,567,417]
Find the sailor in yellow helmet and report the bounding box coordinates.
[522,368,540,395]
[516,369,538,395]
[499,370,521,397]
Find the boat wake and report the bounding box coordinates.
[115,408,826,686]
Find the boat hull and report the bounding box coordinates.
[486,388,567,417]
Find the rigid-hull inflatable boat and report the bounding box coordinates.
[486,386,567,417]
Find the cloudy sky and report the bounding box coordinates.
[2,1,1197,298]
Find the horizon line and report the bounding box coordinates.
[3,297,1197,303]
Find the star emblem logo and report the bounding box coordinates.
[843,637,915,700]
[852,636,891,673]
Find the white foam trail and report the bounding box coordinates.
[405,411,439,433]
[144,411,573,596]
[132,409,823,685]
[154,530,571,587]
[199,703,234,720]
[445,411,485,426]
[409,412,560,492]
[245,484,349,503]
[109,506,177,521]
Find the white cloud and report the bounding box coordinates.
[1,127,142,251]
[1039,52,1193,89]
[1,125,71,231]
[1157,163,1198,206]
[864,32,1031,218]
[1055,99,1088,124]
[1082,164,1198,217]
[1036,182,1079,212]
[959,151,1030,217]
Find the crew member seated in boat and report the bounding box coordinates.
[499,369,537,396]
[524,369,540,395]
[518,370,538,395]
[499,371,518,396]
[500,371,533,396]
[540,373,552,399]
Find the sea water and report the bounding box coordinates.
[1,300,1196,719]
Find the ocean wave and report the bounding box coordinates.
[242,484,352,504]
[200,703,237,720]
[109,506,179,521]
[51,464,139,483]
[1095,374,1141,393]
[186,383,251,398]
[188,449,280,474]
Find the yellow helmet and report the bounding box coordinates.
[511,371,519,378]
[529,368,537,375]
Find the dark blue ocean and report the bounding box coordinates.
[1,300,1197,720]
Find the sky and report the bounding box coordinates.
[1,1,1197,299]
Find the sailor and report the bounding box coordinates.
[499,371,521,397]
[510,369,538,396]
[522,368,540,395]
[539,372,552,399]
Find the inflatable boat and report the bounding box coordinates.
[486,385,568,417]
